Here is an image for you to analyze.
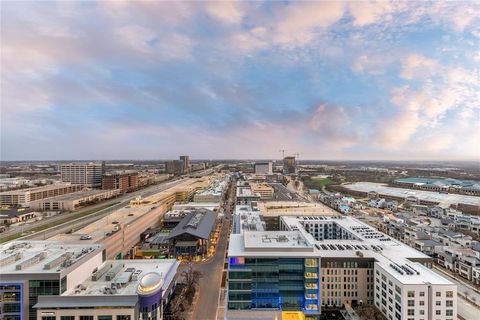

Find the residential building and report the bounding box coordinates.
[254,162,273,175]
[0,183,83,207]
[102,171,139,193]
[164,160,183,176]
[236,186,260,205]
[60,162,105,188]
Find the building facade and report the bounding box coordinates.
[102,171,139,193]
[0,184,84,207]
[283,157,297,175]
[60,162,105,188]
[254,162,273,175]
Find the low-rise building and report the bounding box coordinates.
[165,209,217,260]
[34,259,180,320]
[250,183,274,200]
[30,189,121,211]
[0,183,84,207]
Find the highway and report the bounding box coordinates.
[1,178,186,242]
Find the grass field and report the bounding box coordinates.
[0,202,120,244]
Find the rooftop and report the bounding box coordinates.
[344,182,480,207]
[38,189,118,201]
[1,240,102,274]
[35,259,179,308]
[0,183,78,195]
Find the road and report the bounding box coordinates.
[188,179,235,320]
[3,178,186,242]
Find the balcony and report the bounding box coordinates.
[305,293,318,300]
[305,272,318,279]
[305,283,318,290]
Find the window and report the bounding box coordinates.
[98,317,112,320]
[419,310,424,315]
[407,291,415,297]
[42,317,56,320]
[436,301,441,306]
[61,317,75,320]
[419,301,424,306]
[436,291,441,297]
[419,291,425,297]
[407,309,414,316]
[446,291,453,297]
[446,310,453,316]
[446,300,453,307]
[80,317,94,320]
[436,310,441,315]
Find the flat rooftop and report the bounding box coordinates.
[35,259,180,309]
[257,201,339,216]
[38,189,118,201]
[229,215,452,285]
[65,259,179,296]
[0,183,77,195]
[344,182,480,207]
[1,240,102,274]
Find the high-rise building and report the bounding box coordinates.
[226,211,457,320]
[254,162,273,175]
[283,156,297,175]
[60,162,105,188]
[180,155,190,173]
[165,159,185,176]
[102,171,139,193]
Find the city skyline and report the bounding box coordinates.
[2,1,479,161]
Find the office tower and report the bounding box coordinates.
[60,162,105,188]
[180,155,190,174]
[283,157,297,175]
[254,162,273,175]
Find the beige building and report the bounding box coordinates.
[30,189,121,211]
[250,183,274,200]
[0,183,84,207]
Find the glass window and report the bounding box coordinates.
[407,291,415,297]
[446,300,453,307]
[98,317,112,320]
[436,291,441,297]
[446,291,453,297]
[42,317,56,320]
[61,317,75,320]
[436,310,441,315]
[80,317,94,320]
[116,317,131,320]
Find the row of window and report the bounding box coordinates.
[42,316,131,320]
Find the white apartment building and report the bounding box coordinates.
[60,162,105,188]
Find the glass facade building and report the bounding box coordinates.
[228,257,320,317]
[0,283,22,320]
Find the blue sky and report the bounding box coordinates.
[1,1,479,160]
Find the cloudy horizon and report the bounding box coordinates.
[1,1,479,161]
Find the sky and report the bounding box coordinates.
[1,1,479,161]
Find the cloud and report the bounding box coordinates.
[400,54,437,80]
[205,1,244,24]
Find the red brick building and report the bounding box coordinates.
[102,171,138,193]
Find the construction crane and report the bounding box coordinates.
[294,153,300,161]
[279,149,285,159]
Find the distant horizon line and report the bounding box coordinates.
[1,159,479,163]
